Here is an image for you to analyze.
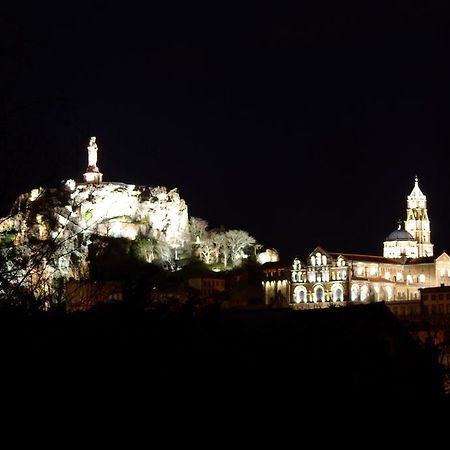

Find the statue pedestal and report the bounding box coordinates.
[83,171,103,183]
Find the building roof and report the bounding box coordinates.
[262,261,290,270]
[404,257,436,265]
[385,228,415,242]
[419,285,450,293]
[328,252,402,265]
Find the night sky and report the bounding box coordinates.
[2,3,450,261]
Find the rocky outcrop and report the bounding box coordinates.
[0,181,190,300]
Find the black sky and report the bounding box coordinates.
[2,2,450,260]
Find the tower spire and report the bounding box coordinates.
[405,176,433,257]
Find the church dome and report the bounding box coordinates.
[385,228,415,242]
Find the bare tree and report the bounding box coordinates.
[198,235,216,265]
[225,229,256,267]
[189,217,208,244]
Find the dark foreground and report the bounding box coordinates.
[0,302,445,402]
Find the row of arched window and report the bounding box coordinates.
[294,284,344,303]
[292,270,347,282]
[293,283,403,303]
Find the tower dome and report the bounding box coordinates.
[383,222,418,259]
[385,227,415,242]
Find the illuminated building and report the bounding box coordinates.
[263,178,450,314]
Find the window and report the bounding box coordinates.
[332,285,343,302]
[314,286,324,302]
[360,285,369,302]
[316,253,322,266]
[294,286,307,304]
[419,274,426,283]
[385,286,393,301]
[351,284,359,301]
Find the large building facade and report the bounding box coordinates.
[263,178,450,312]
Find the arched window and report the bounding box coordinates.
[314,285,324,302]
[311,256,316,266]
[385,286,393,301]
[294,286,307,304]
[299,289,306,303]
[316,253,322,266]
[332,284,344,302]
[351,284,359,301]
[322,255,327,265]
[419,274,426,284]
[292,272,297,282]
[360,285,369,302]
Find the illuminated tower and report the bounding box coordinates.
[405,176,433,257]
[83,136,103,183]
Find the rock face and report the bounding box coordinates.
[0,181,190,301]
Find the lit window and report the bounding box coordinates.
[419,274,426,283]
[314,286,324,302]
[294,286,307,304]
[316,253,322,265]
[385,286,393,300]
[360,285,369,301]
[351,284,359,301]
[333,285,343,302]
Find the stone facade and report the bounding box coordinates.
[263,178,450,311]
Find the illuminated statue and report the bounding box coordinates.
[87,136,98,168]
[83,136,103,183]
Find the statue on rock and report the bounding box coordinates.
[83,136,103,184]
[87,136,98,168]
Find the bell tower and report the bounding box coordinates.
[405,176,433,257]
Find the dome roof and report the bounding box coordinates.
[385,228,415,242]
